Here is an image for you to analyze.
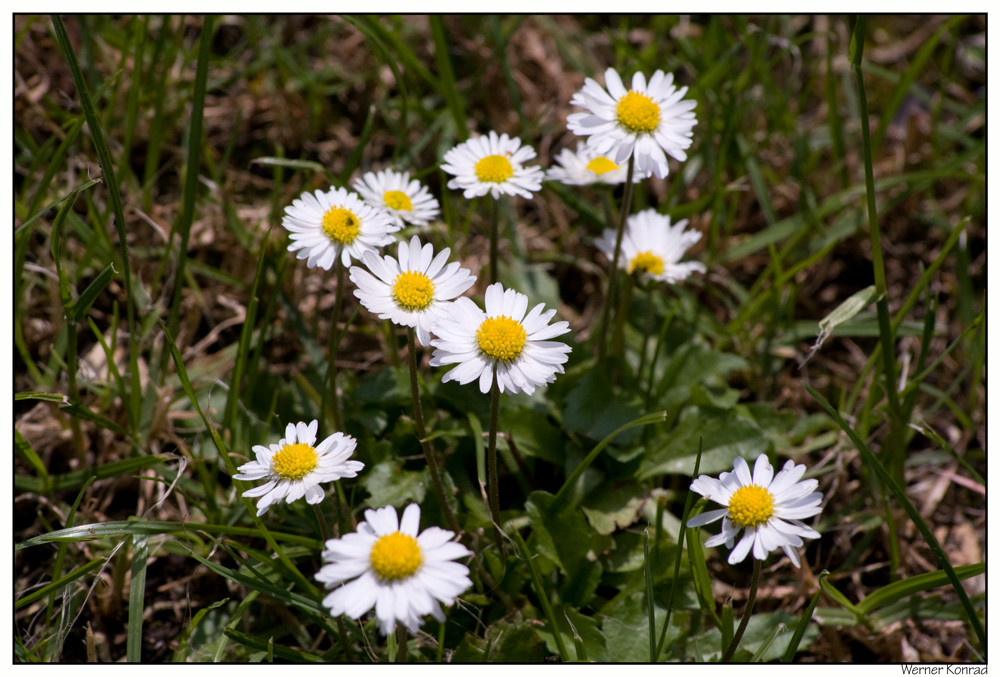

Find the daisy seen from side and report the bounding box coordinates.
[353,168,441,229]
[349,235,476,346]
[441,130,544,200]
[281,186,400,270]
[429,282,572,395]
[315,503,472,636]
[686,454,824,568]
[595,208,706,284]
[546,142,645,186]
[233,420,363,517]
[567,67,697,179]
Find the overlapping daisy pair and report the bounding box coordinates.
[568,67,697,179]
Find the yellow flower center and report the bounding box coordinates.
[322,206,361,244]
[270,442,319,481]
[585,156,619,176]
[476,315,527,362]
[392,271,436,311]
[383,190,413,211]
[616,90,661,134]
[628,251,665,276]
[474,154,515,184]
[727,485,775,528]
[370,532,423,581]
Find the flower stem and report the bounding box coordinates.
[489,196,500,285]
[486,364,503,551]
[722,557,762,662]
[324,260,345,432]
[406,327,460,534]
[596,155,636,362]
[312,502,330,543]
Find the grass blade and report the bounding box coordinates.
[127,535,148,662]
[806,384,986,650]
[51,14,140,433]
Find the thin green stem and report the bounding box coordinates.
[406,327,460,533]
[850,16,904,481]
[722,557,761,662]
[312,503,329,543]
[489,197,500,285]
[486,364,503,551]
[325,260,345,432]
[596,155,636,362]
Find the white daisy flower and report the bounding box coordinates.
[595,208,706,284]
[353,169,441,229]
[281,186,400,270]
[429,282,572,395]
[233,420,364,517]
[315,503,472,636]
[686,454,824,568]
[567,67,697,180]
[545,142,645,186]
[349,235,476,346]
[441,130,544,200]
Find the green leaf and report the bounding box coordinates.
[249,156,327,173]
[66,262,116,322]
[801,284,883,365]
[16,520,319,550]
[222,628,324,662]
[127,535,148,662]
[15,453,172,494]
[360,459,428,508]
[484,617,547,662]
[14,557,106,610]
[856,562,984,615]
[535,606,608,663]
[525,491,607,607]
[638,406,770,479]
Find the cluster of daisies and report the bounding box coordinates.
[232,66,823,640]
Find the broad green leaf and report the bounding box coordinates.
[360,460,428,508]
[856,562,984,615]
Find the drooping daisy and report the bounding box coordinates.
[233,420,363,517]
[441,130,544,200]
[281,186,400,270]
[429,282,572,395]
[595,208,706,284]
[545,142,645,186]
[686,454,823,568]
[353,169,441,229]
[315,503,472,636]
[349,235,476,346]
[567,67,697,180]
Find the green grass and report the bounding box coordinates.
[14,14,985,663]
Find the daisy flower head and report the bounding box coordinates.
[429,282,572,395]
[686,454,823,568]
[353,169,441,229]
[233,420,363,517]
[546,142,645,186]
[349,235,476,346]
[315,503,472,636]
[595,208,706,284]
[281,186,400,270]
[567,67,697,180]
[441,130,544,200]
